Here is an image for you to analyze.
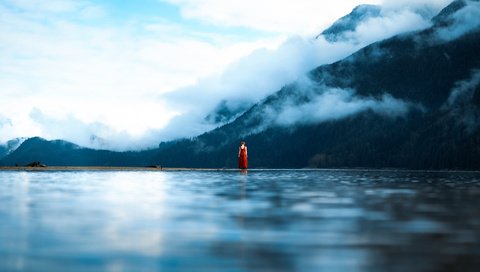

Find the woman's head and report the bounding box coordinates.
[240,141,246,146]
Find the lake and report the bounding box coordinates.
[1,169,479,271]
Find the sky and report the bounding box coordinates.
[0,0,453,150]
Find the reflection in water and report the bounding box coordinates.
[0,170,480,271]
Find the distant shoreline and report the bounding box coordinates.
[0,166,234,171]
[0,166,479,173]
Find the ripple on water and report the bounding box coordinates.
[0,169,479,271]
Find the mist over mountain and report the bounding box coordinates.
[432,0,469,25]
[320,4,382,42]
[157,2,440,142]
[2,137,155,167]
[2,0,479,169]
[0,138,27,159]
[0,1,447,151]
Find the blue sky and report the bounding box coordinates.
[0,0,452,150]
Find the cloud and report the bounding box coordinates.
[380,0,452,11]
[435,0,480,42]
[254,77,417,130]
[157,3,438,141]
[0,0,456,150]
[161,0,380,35]
[161,0,453,35]
[4,0,86,13]
[274,90,412,127]
[158,36,365,140]
[0,115,13,128]
[28,108,166,151]
[447,69,480,106]
[0,0,279,148]
[349,9,432,42]
[3,0,106,20]
[0,107,41,144]
[445,69,480,132]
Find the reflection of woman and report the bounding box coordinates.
[238,141,248,169]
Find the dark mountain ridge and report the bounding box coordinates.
[2,137,155,167]
[432,0,468,26]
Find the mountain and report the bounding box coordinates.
[203,3,386,127]
[0,138,27,159]
[149,0,480,170]
[2,0,480,170]
[318,4,382,42]
[204,99,249,124]
[1,137,155,167]
[432,0,468,26]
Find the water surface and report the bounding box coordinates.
[1,170,479,271]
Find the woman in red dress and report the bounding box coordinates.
[238,141,248,169]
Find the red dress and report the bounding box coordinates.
[238,146,248,169]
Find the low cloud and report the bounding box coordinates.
[157,4,438,141]
[159,36,362,140]
[339,8,432,43]
[28,108,163,151]
[274,90,413,127]
[447,69,480,105]
[435,0,480,42]
[445,69,480,132]
[256,77,418,130]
